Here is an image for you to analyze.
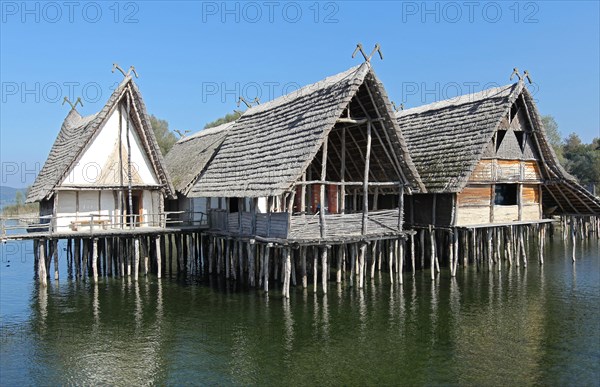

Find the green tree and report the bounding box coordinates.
[149,115,178,155]
[15,191,24,206]
[541,115,564,163]
[204,111,242,129]
[563,133,600,192]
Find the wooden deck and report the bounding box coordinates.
[0,225,208,241]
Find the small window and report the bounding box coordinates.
[494,184,518,205]
[496,130,507,151]
[228,198,239,213]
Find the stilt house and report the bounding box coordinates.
[164,121,235,226]
[26,76,175,232]
[397,80,600,228]
[189,63,424,244]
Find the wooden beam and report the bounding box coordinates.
[362,121,372,235]
[320,137,328,239]
[360,83,410,186]
[337,118,368,125]
[340,127,346,214]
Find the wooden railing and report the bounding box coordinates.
[0,210,207,238]
[208,208,401,240]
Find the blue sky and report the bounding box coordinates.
[1,0,599,187]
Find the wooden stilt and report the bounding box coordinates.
[506,227,513,266]
[155,235,162,278]
[336,245,343,283]
[538,225,544,265]
[264,244,270,292]
[398,240,404,285]
[349,244,355,287]
[358,242,367,289]
[283,247,291,298]
[388,240,394,284]
[370,240,377,279]
[429,226,435,280]
[301,246,307,288]
[92,239,98,283]
[570,217,576,262]
[52,239,59,281]
[420,229,425,269]
[410,233,416,275]
[290,250,296,286]
[322,246,328,294]
[38,240,47,286]
[313,246,318,292]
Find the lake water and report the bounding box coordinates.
[0,232,598,385]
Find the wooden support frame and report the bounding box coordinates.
[362,121,372,235]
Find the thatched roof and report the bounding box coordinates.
[190,64,423,198]
[26,77,175,203]
[397,83,520,193]
[397,82,600,215]
[164,121,233,195]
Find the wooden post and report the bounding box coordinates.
[246,242,254,287]
[519,227,527,268]
[410,233,415,275]
[225,239,231,279]
[388,240,394,284]
[340,127,346,214]
[283,247,291,298]
[336,245,343,283]
[398,239,404,285]
[155,235,162,278]
[322,246,328,294]
[264,244,270,292]
[52,239,59,281]
[92,238,98,283]
[358,242,367,289]
[362,121,372,235]
[429,226,435,280]
[38,240,47,286]
[349,244,355,287]
[320,136,328,239]
[313,246,318,292]
[300,246,307,288]
[506,227,513,266]
[571,217,576,262]
[452,230,459,277]
[487,229,493,268]
[370,240,377,279]
[133,238,140,281]
[538,225,544,265]
[420,229,425,269]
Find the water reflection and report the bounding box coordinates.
[0,238,596,385]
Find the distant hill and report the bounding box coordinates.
[0,186,28,209]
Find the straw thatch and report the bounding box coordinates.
[26,77,175,203]
[190,64,423,198]
[397,82,600,215]
[164,121,233,195]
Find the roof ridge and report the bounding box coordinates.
[241,64,366,116]
[396,83,518,117]
[178,121,236,144]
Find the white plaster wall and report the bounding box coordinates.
[100,191,115,225]
[55,191,77,231]
[61,107,158,186]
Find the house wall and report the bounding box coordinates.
[53,188,161,232]
[60,107,158,187]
